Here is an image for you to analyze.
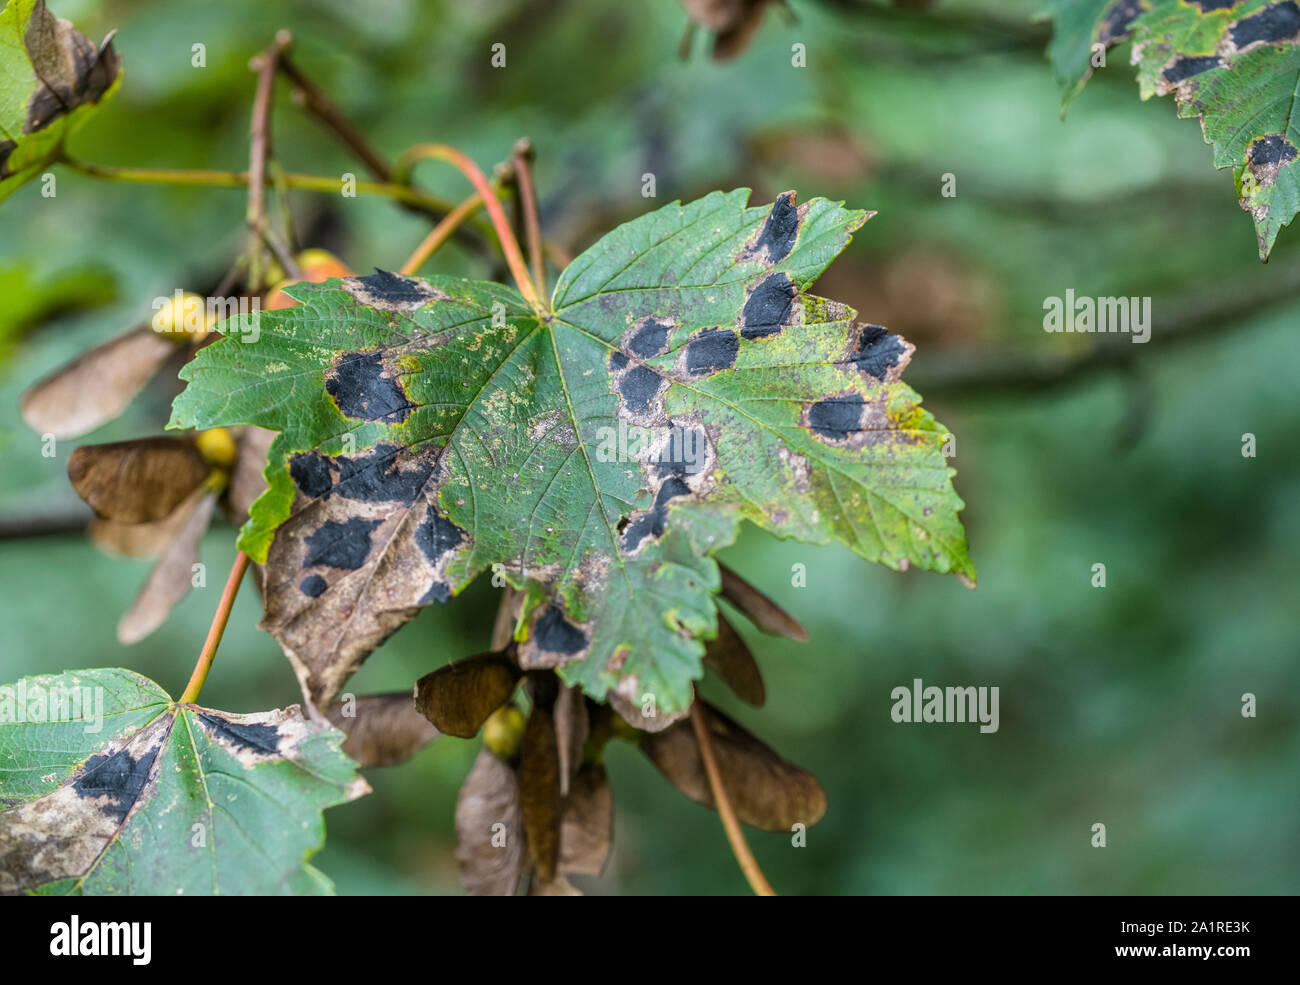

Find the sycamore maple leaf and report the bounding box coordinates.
[1040,0,1300,259]
[170,190,973,717]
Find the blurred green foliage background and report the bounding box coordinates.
[1,0,1296,895]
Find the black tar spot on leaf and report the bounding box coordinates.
[327,352,417,423]
[1249,132,1299,168]
[1100,0,1142,42]
[1163,55,1222,84]
[416,510,467,566]
[1231,2,1300,48]
[654,425,709,477]
[685,328,739,377]
[357,269,432,304]
[809,394,866,441]
[620,476,692,552]
[627,319,672,358]
[291,444,434,503]
[305,517,383,570]
[535,605,588,655]
[1189,1,1240,11]
[290,451,335,499]
[300,574,328,597]
[752,192,800,263]
[73,745,160,824]
[608,351,629,372]
[851,325,906,380]
[741,273,796,340]
[619,365,665,413]
[420,581,453,603]
[196,713,282,756]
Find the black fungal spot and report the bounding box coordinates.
[1189,0,1241,11]
[1231,2,1300,48]
[356,269,432,304]
[655,425,709,477]
[685,329,739,377]
[299,574,328,597]
[304,517,383,570]
[627,319,672,358]
[619,365,664,413]
[326,352,417,423]
[809,394,866,441]
[751,192,800,263]
[1249,133,1299,168]
[419,581,453,604]
[741,273,797,340]
[290,451,334,499]
[850,325,906,381]
[73,745,160,824]
[1100,0,1142,42]
[535,605,588,655]
[608,351,629,372]
[1162,55,1222,84]
[620,475,692,552]
[0,140,14,177]
[336,445,434,501]
[292,444,436,503]
[197,713,281,756]
[415,510,467,565]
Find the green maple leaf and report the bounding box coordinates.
[170,190,973,717]
[1040,0,1300,259]
[0,0,121,202]
[0,668,367,895]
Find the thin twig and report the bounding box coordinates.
[399,192,483,276]
[512,139,547,297]
[690,701,778,897]
[276,51,498,261]
[60,156,465,214]
[178,552,251,704]
[393,143,543,311]
[245,32,291,292]
[278,52,394,181]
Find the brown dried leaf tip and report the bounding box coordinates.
[66,427,274,644]
[326,692,440,768]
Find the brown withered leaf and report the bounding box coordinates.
[325,692,439,767]
[19,0,120,135]
[640,702,826,830]
[518,697,561,883]
[553,685,589,797]
[558,764,613,877]
[719,563,808,642]
[414,652,520,739]
[116,489,217,645]
[67,436,209,524]
[454,748,525,896]
[89,509,188,559]
[703,611,765,706]
[526,760,614,894]
[20,327,179,440]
